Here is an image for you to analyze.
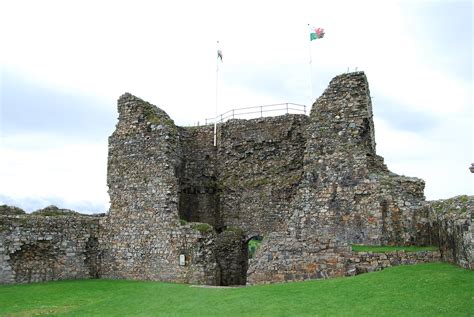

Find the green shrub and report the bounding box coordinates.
[248,237,263,258]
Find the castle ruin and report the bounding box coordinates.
[1,72,472,285]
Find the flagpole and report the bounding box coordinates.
[214,41,219,147]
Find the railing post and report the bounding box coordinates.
[232,109,234,119]
[220,114,223,123]
[286,103,289,114]
[304,105,306,115]
[260,106,263,117]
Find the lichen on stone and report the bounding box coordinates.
[0,205,26,216]
[191,223,214,233]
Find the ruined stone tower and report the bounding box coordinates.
[98,72,437,284]
[1,72,472,285]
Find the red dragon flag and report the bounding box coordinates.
[310,27,325,41]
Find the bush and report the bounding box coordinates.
[248,237,263,258]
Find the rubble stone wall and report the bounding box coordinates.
[3,72,471,286]
[247,72,429,284]
[178,126,220,228]
[247,233,351,284]
[0,214,100,284]
[428,196,473,269]
[289,72,426,246]
[104,73,450,285]
[215,229,248,285]
[176,114,309,238]
[346,250,441,275]
[217,115,309,238]
[100,94,248,285]
[248,241,441,285]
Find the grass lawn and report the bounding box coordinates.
[0,263,472,316]
[351,245,439,253]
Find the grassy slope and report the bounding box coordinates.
[0,263,472,316]
[351,245,439,253]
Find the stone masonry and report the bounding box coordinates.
[0,206,101,284]
[346,250,441,276]
[1,72,472,285]
[246,72,429,284]
[428,196,473,269]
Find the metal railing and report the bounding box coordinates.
[204,102,307,125]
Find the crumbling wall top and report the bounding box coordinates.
[115,93,176,136]
[310,71,376,156]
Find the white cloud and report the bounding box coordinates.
[375,111,473,200]
[0,133,109,212]
[0,0,472,212]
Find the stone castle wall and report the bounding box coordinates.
[0,212,100,284]
[1,71,472,286]
[176,114,309,238]
[178,126,220,228]
[428,196,473,269]
[346,250,441,275]
[99,94,247,285]
[101,72,464,285]
[217,115,308,238]
[99,92,317,285]
[288,72,425,245]
[246,72,428,284]
[247,234,351,284]
[100,94,220,284]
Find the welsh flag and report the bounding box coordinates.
[310,27,325,41]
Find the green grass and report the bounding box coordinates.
[352,245,439,253]
[0,263,472,316]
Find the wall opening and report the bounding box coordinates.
[177,127,222,230]
[247,235,263,259]
[178,184,221,229]
[10,241,58,283]
[215,230,248,286]
[85,237,100,278]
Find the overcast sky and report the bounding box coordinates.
[0,0,472,213]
